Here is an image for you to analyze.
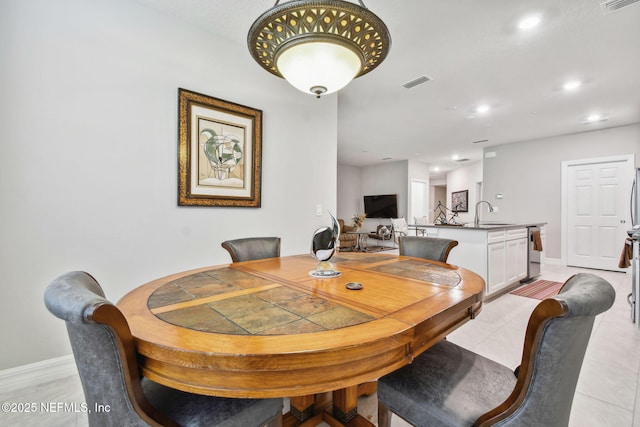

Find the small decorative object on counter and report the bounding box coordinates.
[310,212,341,277]
[434,201,448,224]
[449,210,461,224]
[433,201,463,225]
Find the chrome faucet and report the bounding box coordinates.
[474,200,494,226]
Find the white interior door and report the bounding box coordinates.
[566,156,633,271]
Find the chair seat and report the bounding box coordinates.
[142,378,283,427]
[378,340,517,427]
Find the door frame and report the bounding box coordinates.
[409,178,428,223]
[560,154,635,267]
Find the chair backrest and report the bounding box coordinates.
[414,216,429,226]
[221,237,281,263]
[390,218,409,234]
[44,271,173,427]
[476,273,616,427]
[398,236,459,263]
[338,219,355,234]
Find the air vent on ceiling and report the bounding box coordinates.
[455,158,470,162]
[601,0,640,13]
[402,75,431,89]
[471,139,489,144]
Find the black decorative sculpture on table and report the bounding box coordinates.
[310,212,341,277]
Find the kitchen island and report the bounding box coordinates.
[415,223,545,297]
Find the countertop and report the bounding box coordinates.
[414,222,546,230]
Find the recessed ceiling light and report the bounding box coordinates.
[433,166,440,172]
[584,114,608,124]
[563,80,582,91]
[518,15,542,30]
[452,154,459,161]
[476,104,491,114]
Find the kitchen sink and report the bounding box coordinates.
[465,222,515,227]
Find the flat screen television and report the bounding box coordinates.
[363,194,398,218]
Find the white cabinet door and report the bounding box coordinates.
[516,238,528,280]
[488,242,506,293]
[506,237,529,283]
[506,239,520,283]
[505,238,528,282]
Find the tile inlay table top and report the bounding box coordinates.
[148,267,377,335]
[118,253,484,426]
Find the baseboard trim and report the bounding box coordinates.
[0,355,77,394]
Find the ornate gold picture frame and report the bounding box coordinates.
[178,88,262,207]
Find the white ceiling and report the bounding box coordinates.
[135,0,640,176]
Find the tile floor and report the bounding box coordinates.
[1,264,637,427]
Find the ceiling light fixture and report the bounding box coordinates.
[476,104,491,114]
[248,0,391,98]
[518,14,542,31]
[563,80,582,91]
[585,114,608,124]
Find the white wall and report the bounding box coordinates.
[337,164,362,222]
[0,0,338,370]
[359,161,408,230]
[336,160,430,230]
[430,185,447,223]
[446,161,483,224]
[407,160,431,221]
[483,124,640,259]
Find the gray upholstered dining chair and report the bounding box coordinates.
[221,237,281,263]
[44,271,283,427]
[398,236,459,263]
[377,272,615,427]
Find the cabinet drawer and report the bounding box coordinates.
[488,230,506,244]
[506,228,527,240]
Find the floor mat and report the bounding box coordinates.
[510,279,564,299]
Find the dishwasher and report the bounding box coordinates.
[522,225,541,283]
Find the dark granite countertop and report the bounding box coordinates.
[414,222,546,230]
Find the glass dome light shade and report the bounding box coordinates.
[276,41,362,96]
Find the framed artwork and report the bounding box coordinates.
[451,190,468,212]
[178,88,262,207]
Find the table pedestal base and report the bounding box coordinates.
[284,387,375,427]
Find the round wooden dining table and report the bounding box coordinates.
[117,252,484,426]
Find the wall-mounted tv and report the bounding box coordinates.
[363,194,398,219]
